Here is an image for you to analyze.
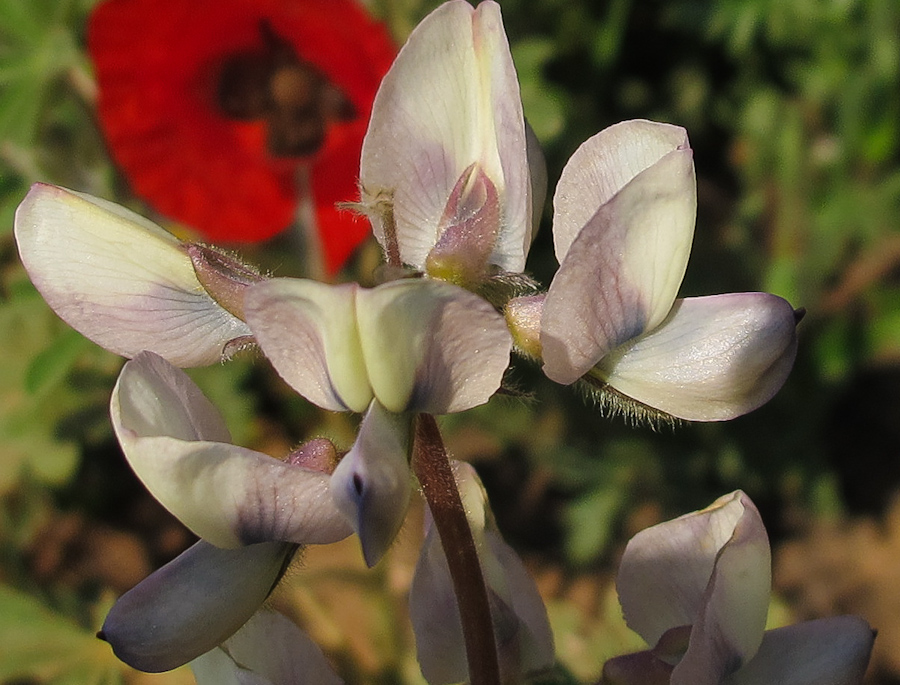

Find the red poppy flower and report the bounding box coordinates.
[88,0,396,273]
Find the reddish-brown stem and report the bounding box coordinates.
[412,414,500,685]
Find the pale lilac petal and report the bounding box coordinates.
[595,293,799,421]
[356,279,511,414]
[329,401,413,567]
[410,462,554,684]
[671,494,771,685]
[101,540,293,673]
[542,138,696,385]
[244,279,371,413]
[359,0,530,272]
[191,610,343,685]
[111,353,352,548]
[552,120,691,260]
[601,650,674,685]
[726,617,874,685]
[525,121,548,246]
[14,184,250,366]
[617,491,769,655]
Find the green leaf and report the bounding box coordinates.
[0,584,121,682]
[25,327,91,396]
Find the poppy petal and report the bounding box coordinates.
[595,293,799,421]
[244,278,372,413]
[14,184,251,367]
[111,352,352,547]
[359,0,530,273]
[89,0,395,270]
[541,126,696,385]
[101,540,294,673]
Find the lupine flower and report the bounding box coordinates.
[14,184,255,366]
[410,461,554,684]
[88,0,396,272]
[357,0,545,288]
[191,609,343,685]
[602,491,874,685]
[505,121,800,421]
[243,276,512,565]
[101,351,352,671]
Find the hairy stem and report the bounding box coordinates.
[412,414,500,685]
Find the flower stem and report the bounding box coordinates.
[412,414,500,685]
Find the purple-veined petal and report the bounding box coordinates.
[244,279,371,413]
[190,610,344,685]
[617,491,770,671]
[357,279,511,414]
[410,461,554,684]
[725,616,874,685]
[329,401,413,567]
[359,0,530,272]
[14,184,250,366]
[111,352,352,547]
[100,540,293,673]
[595,293,799,421]
[542,129,696,385]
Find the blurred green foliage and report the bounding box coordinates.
[2,0,900,681]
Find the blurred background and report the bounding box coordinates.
[2,0,900,682]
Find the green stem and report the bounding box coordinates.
[412,414,500,685]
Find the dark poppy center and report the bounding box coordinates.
[216,21,357,158]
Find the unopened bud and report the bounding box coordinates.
[286,437,340,474]
[504,294,545,360]
[425,163,500,288]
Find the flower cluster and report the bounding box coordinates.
[13,0,872,683]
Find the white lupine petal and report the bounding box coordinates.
[671,494,771,685]
[617,491,767,649]
[357,280,512,414]
[111,353,352,548]
[14,184,250,366]
[597,293,799,420]
[725,617,874,685]
[410,462,554,684]
[108,350,231,443]
[541,145,696,384]
[525,121,548,246]
[552,120,691,260]
[191,610,343,685]
[359,0,530,272]
[330,401,413,567]
[244,279,371,413]
[101,540,293,673]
